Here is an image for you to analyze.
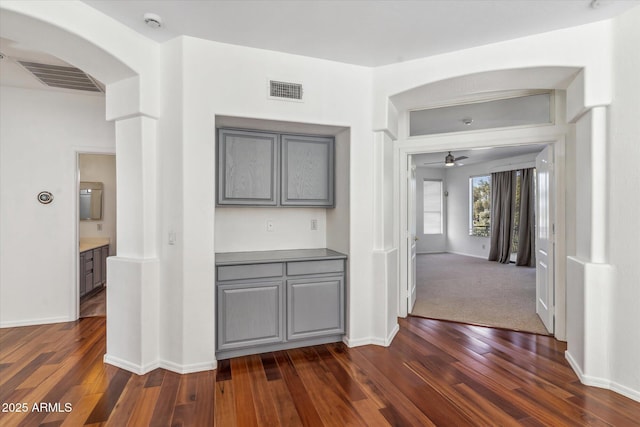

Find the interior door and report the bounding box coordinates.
[408,163,417,313]
[535,146,554,333]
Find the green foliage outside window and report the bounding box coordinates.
[470,176,491,236]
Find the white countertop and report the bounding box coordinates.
[79,238,110,253]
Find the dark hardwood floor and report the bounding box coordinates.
[79,287,106,318]
[1,316,639,426]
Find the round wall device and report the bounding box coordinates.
[37,191,53,204]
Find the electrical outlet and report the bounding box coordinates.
[482,244,486,249]
[267,220,274,232]
[97,223,102,231]
[310,219,318,230]
[168,231,176,245]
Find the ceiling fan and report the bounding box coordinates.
[424,151,468,167]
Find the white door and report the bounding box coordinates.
[535,146,554,333]
[408,163,417,313]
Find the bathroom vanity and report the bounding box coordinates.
[79,239,109,298]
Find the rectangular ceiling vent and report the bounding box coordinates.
[18,61,104,93]
[269,80,303,101]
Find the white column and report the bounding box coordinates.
[104,115,160,374]
[372,130,399,346]
[566,106,613,388]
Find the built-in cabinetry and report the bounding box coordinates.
[217,128,334,207]
[215,249,346,359]
[79,244,108,298]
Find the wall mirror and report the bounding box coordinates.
[79,181,104,220]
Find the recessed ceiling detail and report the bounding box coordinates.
[17,61,104,93]
[410,92,552,137]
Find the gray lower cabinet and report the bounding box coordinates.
[79,244,108,298]
[216,250,346,359]
[287,276,344,340]
[217,281,284,351]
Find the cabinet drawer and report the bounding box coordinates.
[83,251,93,261]
[287,259,344,276]
[217,263,283,281]
[85,260,93,272]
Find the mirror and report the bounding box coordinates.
[79,181,104,220]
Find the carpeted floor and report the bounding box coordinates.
[411,253,550,335]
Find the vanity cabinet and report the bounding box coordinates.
[79,244,108,298]
[215,249,346,359]
[217,128,334,207]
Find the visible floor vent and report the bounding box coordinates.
[269,80,303,101]
[18,61,104,93]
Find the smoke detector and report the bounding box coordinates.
[143,13,163,29]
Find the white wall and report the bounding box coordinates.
[608,5,640,399]
[79,154,117,255]
[415,166,447,253]
[155,36,373,369]
[0,86,114,327]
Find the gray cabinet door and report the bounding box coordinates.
[217,129,279,205]
[101,246,109,284]
[79,252,86,297]
[287,276,344,340]
[281,134,334,207]
[217,281,285,351]
[93,248,102,288]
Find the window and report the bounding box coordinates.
[470,175,491,236]
[423,180,443,234]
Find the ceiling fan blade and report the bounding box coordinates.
[454,156,468,161]
[423,161,441,165]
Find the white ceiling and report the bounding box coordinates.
[82,0,638,67]
[0,1,634,164]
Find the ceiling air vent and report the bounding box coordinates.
[18,61,104,93]
[269,80,303,101]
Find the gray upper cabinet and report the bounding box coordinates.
[217,128,334,207]
[217,129,279,205]
[281,134,334,207]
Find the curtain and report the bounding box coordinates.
[516,168,536,266]
[488,170,515,263]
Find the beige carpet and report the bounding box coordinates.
[412,253,550,335]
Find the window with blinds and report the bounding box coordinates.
[423,180,443,234]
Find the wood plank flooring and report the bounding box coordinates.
[1,316,639,426]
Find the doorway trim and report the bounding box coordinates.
[396,128,566,340]
[73,147,116,321]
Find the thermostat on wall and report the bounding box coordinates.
[37,191,53,204]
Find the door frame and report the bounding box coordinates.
[73,148,116,321]
[396,128,566,340]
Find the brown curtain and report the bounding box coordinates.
[488,170,516,263]
[516,168,536,266]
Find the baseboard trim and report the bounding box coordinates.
[0,316,71,328]
[385,323,400,346]
[565,350,640,403]
[104,354,217,375]
[344,324,400,348]
[104,354,155,375]
[447,251,488,260]
[611,381,640,403]
[159,359,217,374]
